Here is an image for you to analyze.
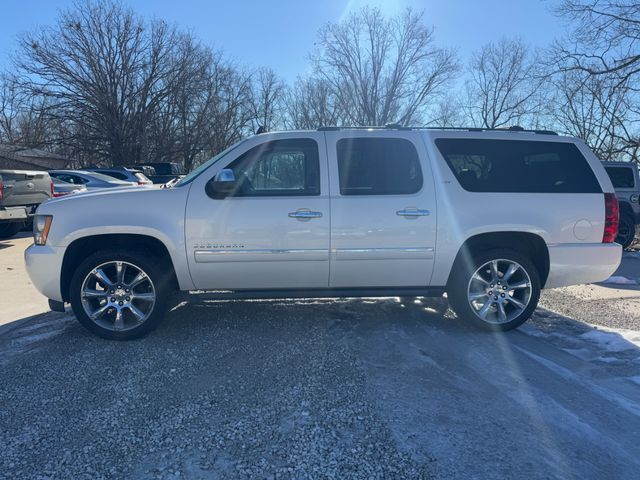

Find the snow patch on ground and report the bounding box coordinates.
[603,275,637,285]
[581,326,640,351]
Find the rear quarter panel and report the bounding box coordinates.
[421,132,611,287]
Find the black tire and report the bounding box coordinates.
[0,222,23,239]
[616,213,636,250]
[69,249,174,340]
[447,249,541,332]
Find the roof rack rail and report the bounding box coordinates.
[317,125,558,135]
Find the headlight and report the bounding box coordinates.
[33,215,53,245]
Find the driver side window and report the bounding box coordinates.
[227,138,320,196]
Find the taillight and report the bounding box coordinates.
[0,176,3,202]
[50,179,54,197]
[603,193,619,243]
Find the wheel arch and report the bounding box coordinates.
[60,233,178,302]
[446,231,550,289]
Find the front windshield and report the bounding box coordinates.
[175,139,248,187]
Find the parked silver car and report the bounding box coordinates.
[52,177,87,197]
[48,170,135,189]
[86,167,153,185]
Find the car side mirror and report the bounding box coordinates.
[206,168,236,199]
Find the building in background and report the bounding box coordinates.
[0,145,68,170]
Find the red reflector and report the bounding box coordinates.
[603,193,619,243]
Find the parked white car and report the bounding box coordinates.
[25,127,622,339]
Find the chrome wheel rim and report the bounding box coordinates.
[80,261,156,332]
[467,259,532,325]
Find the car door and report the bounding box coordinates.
[185,133,330,290]
[325,131,437,287]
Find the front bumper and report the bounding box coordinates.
[24,244,65,302]
[545,242,622,289]
[0,206,29,222]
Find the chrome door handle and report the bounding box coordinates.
[396,208,430,217]
[288,210,323,219]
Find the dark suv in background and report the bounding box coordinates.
[603,161,640,249]
[138,162,185,184]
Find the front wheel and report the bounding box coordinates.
[448,249,541,331]
[69,250,173,340]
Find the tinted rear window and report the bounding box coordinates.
[604,166,635,189]
[337,138,422,195]
[435,139,602,193]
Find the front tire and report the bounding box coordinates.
[69,249,173,340]
[448,249,541,331]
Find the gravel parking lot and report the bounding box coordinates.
[1,238,640,479]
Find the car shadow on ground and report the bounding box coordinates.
[0,231,32,250]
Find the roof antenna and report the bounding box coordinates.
[255,125,267,135]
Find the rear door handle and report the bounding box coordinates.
[288,210,323,219]
[396,208,430,218]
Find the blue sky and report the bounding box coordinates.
[0,0,565,81]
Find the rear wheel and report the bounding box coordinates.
[616,212,636,250]
[448,249,541,331]
[0,222,23,239]
[69,250,173,340]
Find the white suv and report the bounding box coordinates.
[25,127,622,339]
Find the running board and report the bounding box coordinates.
[182,287,446,302]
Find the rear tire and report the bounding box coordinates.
[448,249,541,331]
[69,249,173,340]
[0,222,23,239]
[616,212,636,250]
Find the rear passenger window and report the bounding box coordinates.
[605,166,635,188]
[337,138,422,195]
[435,139,602,193]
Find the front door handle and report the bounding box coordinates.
[288,210,323,220]
[396,208,430,218]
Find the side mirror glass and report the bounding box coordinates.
[206,168,236,199]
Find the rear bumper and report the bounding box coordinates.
[24,244,65,302]
[0,206,29,222]
[545,243,622,289]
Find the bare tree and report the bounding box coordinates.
[463,38,543,128]
[14,0,201,165]
[554,1,640,86]
[427,94,463,128]
[204,66,253,163]
[0,74,55,148]
[548,69,633,159]
[311,7,458,126]
[285,77,344,129]
[249,68,287,132]
[551,1,640,160]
